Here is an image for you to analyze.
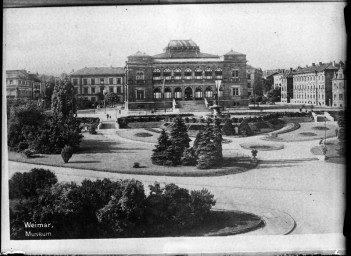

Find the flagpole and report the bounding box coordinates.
[163,77,166,113]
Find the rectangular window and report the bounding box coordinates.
[100,78,104,85]
[74,87,78,94]
[232,88,239,96]
[91,78,95,85]
[109,78,114,85]
[84,87,88,94]
[232,70,239,78]
[109,87,114,93]
[117,86,122,94]
[339,94,343,100]
[136,90,144,100]
[91,87,95,94]
[117,78,122,84]
[73,79,78,85]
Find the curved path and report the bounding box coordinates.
[7,127,345,236]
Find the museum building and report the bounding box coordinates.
[125,40,249,111]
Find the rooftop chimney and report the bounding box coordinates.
[312,63,315,66]
[333,61,336,67]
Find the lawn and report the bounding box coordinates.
[8,132,256,177]
[310,139,345,164]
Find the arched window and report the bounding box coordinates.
[153,69,161,80]
[218,86,224,97]
[174,68,182,80]
[205,68,212,79]
[174,87,182,99]
[136,71,144,80]
[195,87,203,99]
[205,86,213,98]
[194,68,203,79]
[215,68,222,79]
[153,87,162,99]
[164,68,172,80]
[164,87,172,99]
[184,68,192,79]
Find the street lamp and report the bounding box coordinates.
[124,65,129,111]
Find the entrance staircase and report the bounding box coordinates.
[100,121,117,129]
[178,100,210,113]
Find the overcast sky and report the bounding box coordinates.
[4,2,347,76]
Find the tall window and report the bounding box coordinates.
[83,79,87,85]
[136,71,144,80]
[184,68,192,79]
[194,68,203,79]
[136,89,144,100]
[153,69,161,80]
[100,78,104,85]
[215,68,223,79]
[163,68,172,80]
[91,87,95,94]
[205,87,212,98]
[153,88,162,99]
[174,87,182,99]
[205,68,212,79]
[109,78,114,85]
[73,79,78,85]
[84,87,88,94]
[232,87,239,96]
[195,87,203,98]
[91,78,95,85]
[74,87,78,94]
[339,94,343,100]
[109,87,114,93]
[174,68,182,80]
[164,87,172,99]
[117,86,122,94]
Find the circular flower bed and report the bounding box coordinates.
[134,132,153,137]
[240,143,284,151]
[299,132,317,136]
[312,126,330,131]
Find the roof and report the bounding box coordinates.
[6,70,30,79]
[168,40,198,48]
[246,64,259,70]
[152,51,219,59]
[28,73,41,82]
[128,51,151,57]
[71,67,125,76]
[293,62,338,75]
[224,49,245,56]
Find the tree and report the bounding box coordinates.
[105,92,119,107]
[190,189,216,224]
[51,75,77,117]
[213,118,223,162]
[168,116,191,166]
[151,129,172,166]
[222,118,235,136]
[238,119,253,136]
[267,87,281,102]
[181,147,197,166]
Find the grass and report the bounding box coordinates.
[312,126,330,130]
[299,132,317,136]
[134,132,153,137]
[310,140,345,164]
[8,132,256,177]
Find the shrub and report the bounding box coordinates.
[89,125,97,134]
[21,149,33,158]
[184,117,189,123]
[251,149,258,158]
[133,162,141,168]
[18,142,29,151]
[222,118,235,136]
[61,145,73,163]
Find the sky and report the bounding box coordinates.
[3,2,347,76]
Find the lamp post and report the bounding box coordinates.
[324,119,327,144]
[124,65,129,111]
[103,89,107,114]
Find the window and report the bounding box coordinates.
[83,79,87,85]
[136,89,144,100]
[194,68,203,79]
[195,88,203,98]
[74,87,78,94]
[231,69,239,78]
[339,94,343,100]
[232,87,239,96]
[9,80,13,84]
[163,69,172,80]
[153,88,162,99]
[205,68,212,79]
[109,87,114,93]
[73,79,78,85]
[164,87,172,99]
[84,87,88,94]
[174,87,182,99]
[184,68,192,79]
[91,87,95,94]
[153,69,161,80]
[136,71,144,80]
[117,86,122,94]
[100,78,105,85]
[109,78,114,85]
[91,78,95,85]
[215,68,223,79]
[174,68,182,80]
[205,87,213,98]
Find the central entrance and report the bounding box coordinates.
[185,87,193,100]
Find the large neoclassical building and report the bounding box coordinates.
[125,40,249,110]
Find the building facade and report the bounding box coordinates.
[332,66,347,108]
[291,62,341,106]
[70,67,125,103]
[246,65,263,97]
[6,70,44,99]
[273,71,286,89]
[125,40,249,110]
[281,69,294,103]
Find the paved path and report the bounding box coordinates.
[7,128,345,236]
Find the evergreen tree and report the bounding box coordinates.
[151,130,172,166]
[51,75,77,118]
[238,119,253,136]
[213,117,223,162]
[168,116,191,166]
[222,118,235,136]
[196,121,218,169]
[181,147,197,166]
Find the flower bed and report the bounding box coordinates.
[240,142,284,151]
[273,123,301,135]
[312,126,330,130]
[298,132,317,136]
[134,132,153,137]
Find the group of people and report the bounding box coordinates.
[106,114,112,120]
